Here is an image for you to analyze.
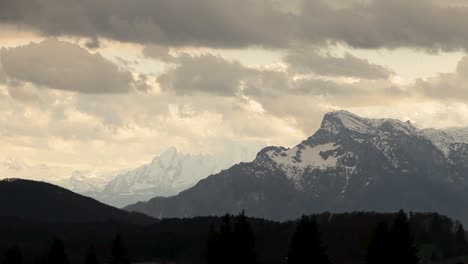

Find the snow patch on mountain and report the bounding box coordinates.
[267,143,340,169]
[265,142,350,189]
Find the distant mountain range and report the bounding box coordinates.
[55,146,260,207]
[0,178,153,224]
[125,110,468,223]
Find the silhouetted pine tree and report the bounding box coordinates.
[205,224,220,264]
[233,211,257,264]
[47,238,70,264]
[389,210,419,264]
[366,222,390,264]
[206,212,258,264]
[85,245,100,264]
[455,222,468,255]
[287,215,330,264]
[2,245,23,264]
[108,234,130,264]
[218,214,235,264]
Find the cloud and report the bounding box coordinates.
[156,51,402,101]
[0,62,6,84]
[3,0,468,51]
[142,45,174,62]
[157,52,300,97]
[297,0,468,51]
[415,56,468,100]
[6,85,43,104]
[0,0,290,48]
[285,48,394,79]
[0,39,135,93]
[157,54,249,96]
[84,37,101,49]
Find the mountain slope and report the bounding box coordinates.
[126,111,468,222]
[0,178,154,223]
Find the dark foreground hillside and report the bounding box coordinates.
[0,179,153,224]
[0,211,466,264]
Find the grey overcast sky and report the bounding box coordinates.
[2,0,468,181]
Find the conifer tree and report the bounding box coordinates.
[233,211,257,264]
[455,223,468,255]
[47,238,70,264]
[2,245,23,264]
[366,222,390,264]
[218,214,234,264]
[389,210,419,264]
[205,224,220,264]
[206,212,258,264]
[108,234,131,264]
[85,245,100,264]
[287,215,331,264]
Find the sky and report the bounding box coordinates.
[2,0,468,181]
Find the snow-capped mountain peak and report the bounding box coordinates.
[94,146,261,207]
[320,110,417,136]
[253,111,468,192]
[153,146,179,166]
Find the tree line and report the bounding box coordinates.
[2,210,467,264]
[205,209,439,264]
[2,235,130,264]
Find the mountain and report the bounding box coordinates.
[83,146,260,208]
[0,178,154,224]
[125,110,468,223]
[57,170,110,193]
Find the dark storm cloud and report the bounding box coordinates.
[0,0,290,48]
[3,0,468,50]
[296,0,468,51]
[0,39,136,93]
[285,48,394,79]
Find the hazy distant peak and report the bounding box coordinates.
[160,146,178,157]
